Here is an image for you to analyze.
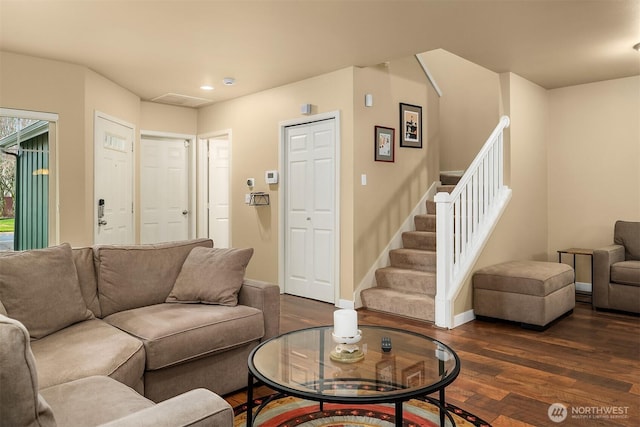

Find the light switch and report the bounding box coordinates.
[361,174,367,186]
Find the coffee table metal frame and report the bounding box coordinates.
[246,325,460,427]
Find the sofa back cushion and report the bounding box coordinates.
[167,247,254,306]
[95,239,213,317]
[0,314,56,427]
[0,243,94,339]
[615,221,640,261]
[71,247,101,318]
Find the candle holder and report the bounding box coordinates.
[330,330,364,363]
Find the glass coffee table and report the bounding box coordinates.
[246,325,460,426]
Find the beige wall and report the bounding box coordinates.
[1,52,203,246]
[0,52,88,245]
[84,69,141,244]
[547,76,640,282]
[197,68,355,296]
[140,101,197,135]
[419,49,500,172]
[353,57,439,285]
[197,57,438,302]
[454,72,550,315]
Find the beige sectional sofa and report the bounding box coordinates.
[0,238,280,425]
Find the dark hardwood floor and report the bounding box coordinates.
[226,295,640,426]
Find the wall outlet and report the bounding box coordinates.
[245,194,251,204]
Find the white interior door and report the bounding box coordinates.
[207,137,230,247]
[94,113,134,245]
[284,119,336,303]
[140,136,190,244]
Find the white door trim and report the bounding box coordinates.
[140,130,197,239]
[94,111,135,244]
[197,129,232,243]
[278,111,341,303]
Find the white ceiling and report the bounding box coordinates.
[1,0,639,106]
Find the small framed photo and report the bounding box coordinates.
[376,356,396,388]
[399,103,422,148]
[374,126,395,162]
[402,361,425,388]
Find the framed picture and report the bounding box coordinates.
[402,361,425,388]
[374,126,395,162]
[399,103,422,148]
[376,356,396,388]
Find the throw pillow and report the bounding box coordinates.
[0,243,94,339]
[166,247,254,306]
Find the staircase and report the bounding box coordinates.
[360,174,460,322]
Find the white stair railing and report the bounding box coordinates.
[435,116,511,328]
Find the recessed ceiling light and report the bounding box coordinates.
[200,85,214,91]
[223,77,236,86]
[634,42,640,51]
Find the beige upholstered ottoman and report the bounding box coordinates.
[473,260,575,330]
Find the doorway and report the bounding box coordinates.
[198,132,230,248]
[280,112,340,304]
[94,112,134,245]
[140,133,194,244]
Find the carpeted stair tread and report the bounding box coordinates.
[375,267,436,294]
[414,214,436,232]
[437,185,456,193]
[389,248,436,272]
[360,287,435,322]
[402,231,436,250]
[440,173,463,186]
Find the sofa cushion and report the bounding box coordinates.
[611,261,640,287]
[614,220,640,261]
[167,247,254,306]
[0,243,94,339]
[41,376,154,427]
[104,303,264,370]
[72,246,101,317]
[0,314,56,427]
[30,318,145,390]
[94,238,213,317]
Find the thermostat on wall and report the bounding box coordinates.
[265,170,279,184]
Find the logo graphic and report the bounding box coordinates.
[548,403,568,423]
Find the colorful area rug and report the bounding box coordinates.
[234,394,491,427]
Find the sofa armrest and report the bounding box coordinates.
[593,245,625,308]
[98,388,232,427]
[238,278,280,340]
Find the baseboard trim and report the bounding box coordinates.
[576,281,592,293]
[454,309,475,327]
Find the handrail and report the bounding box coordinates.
[434,116,511,328]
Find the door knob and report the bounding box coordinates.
[98,219,107,226]
[182,210,189,215]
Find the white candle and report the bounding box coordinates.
[334,309,358,338]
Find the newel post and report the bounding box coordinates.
[435,191,453,328]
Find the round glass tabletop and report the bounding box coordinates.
[249,325,460,403]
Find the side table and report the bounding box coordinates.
[557,248,593,305]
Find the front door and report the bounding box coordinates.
[140,136,190,243]
[94,113,134,244]
[284,118,336,303]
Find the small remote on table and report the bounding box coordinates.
[381,336,392,352]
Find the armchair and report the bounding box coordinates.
[593,220,640,313]
[0,314,233,427]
